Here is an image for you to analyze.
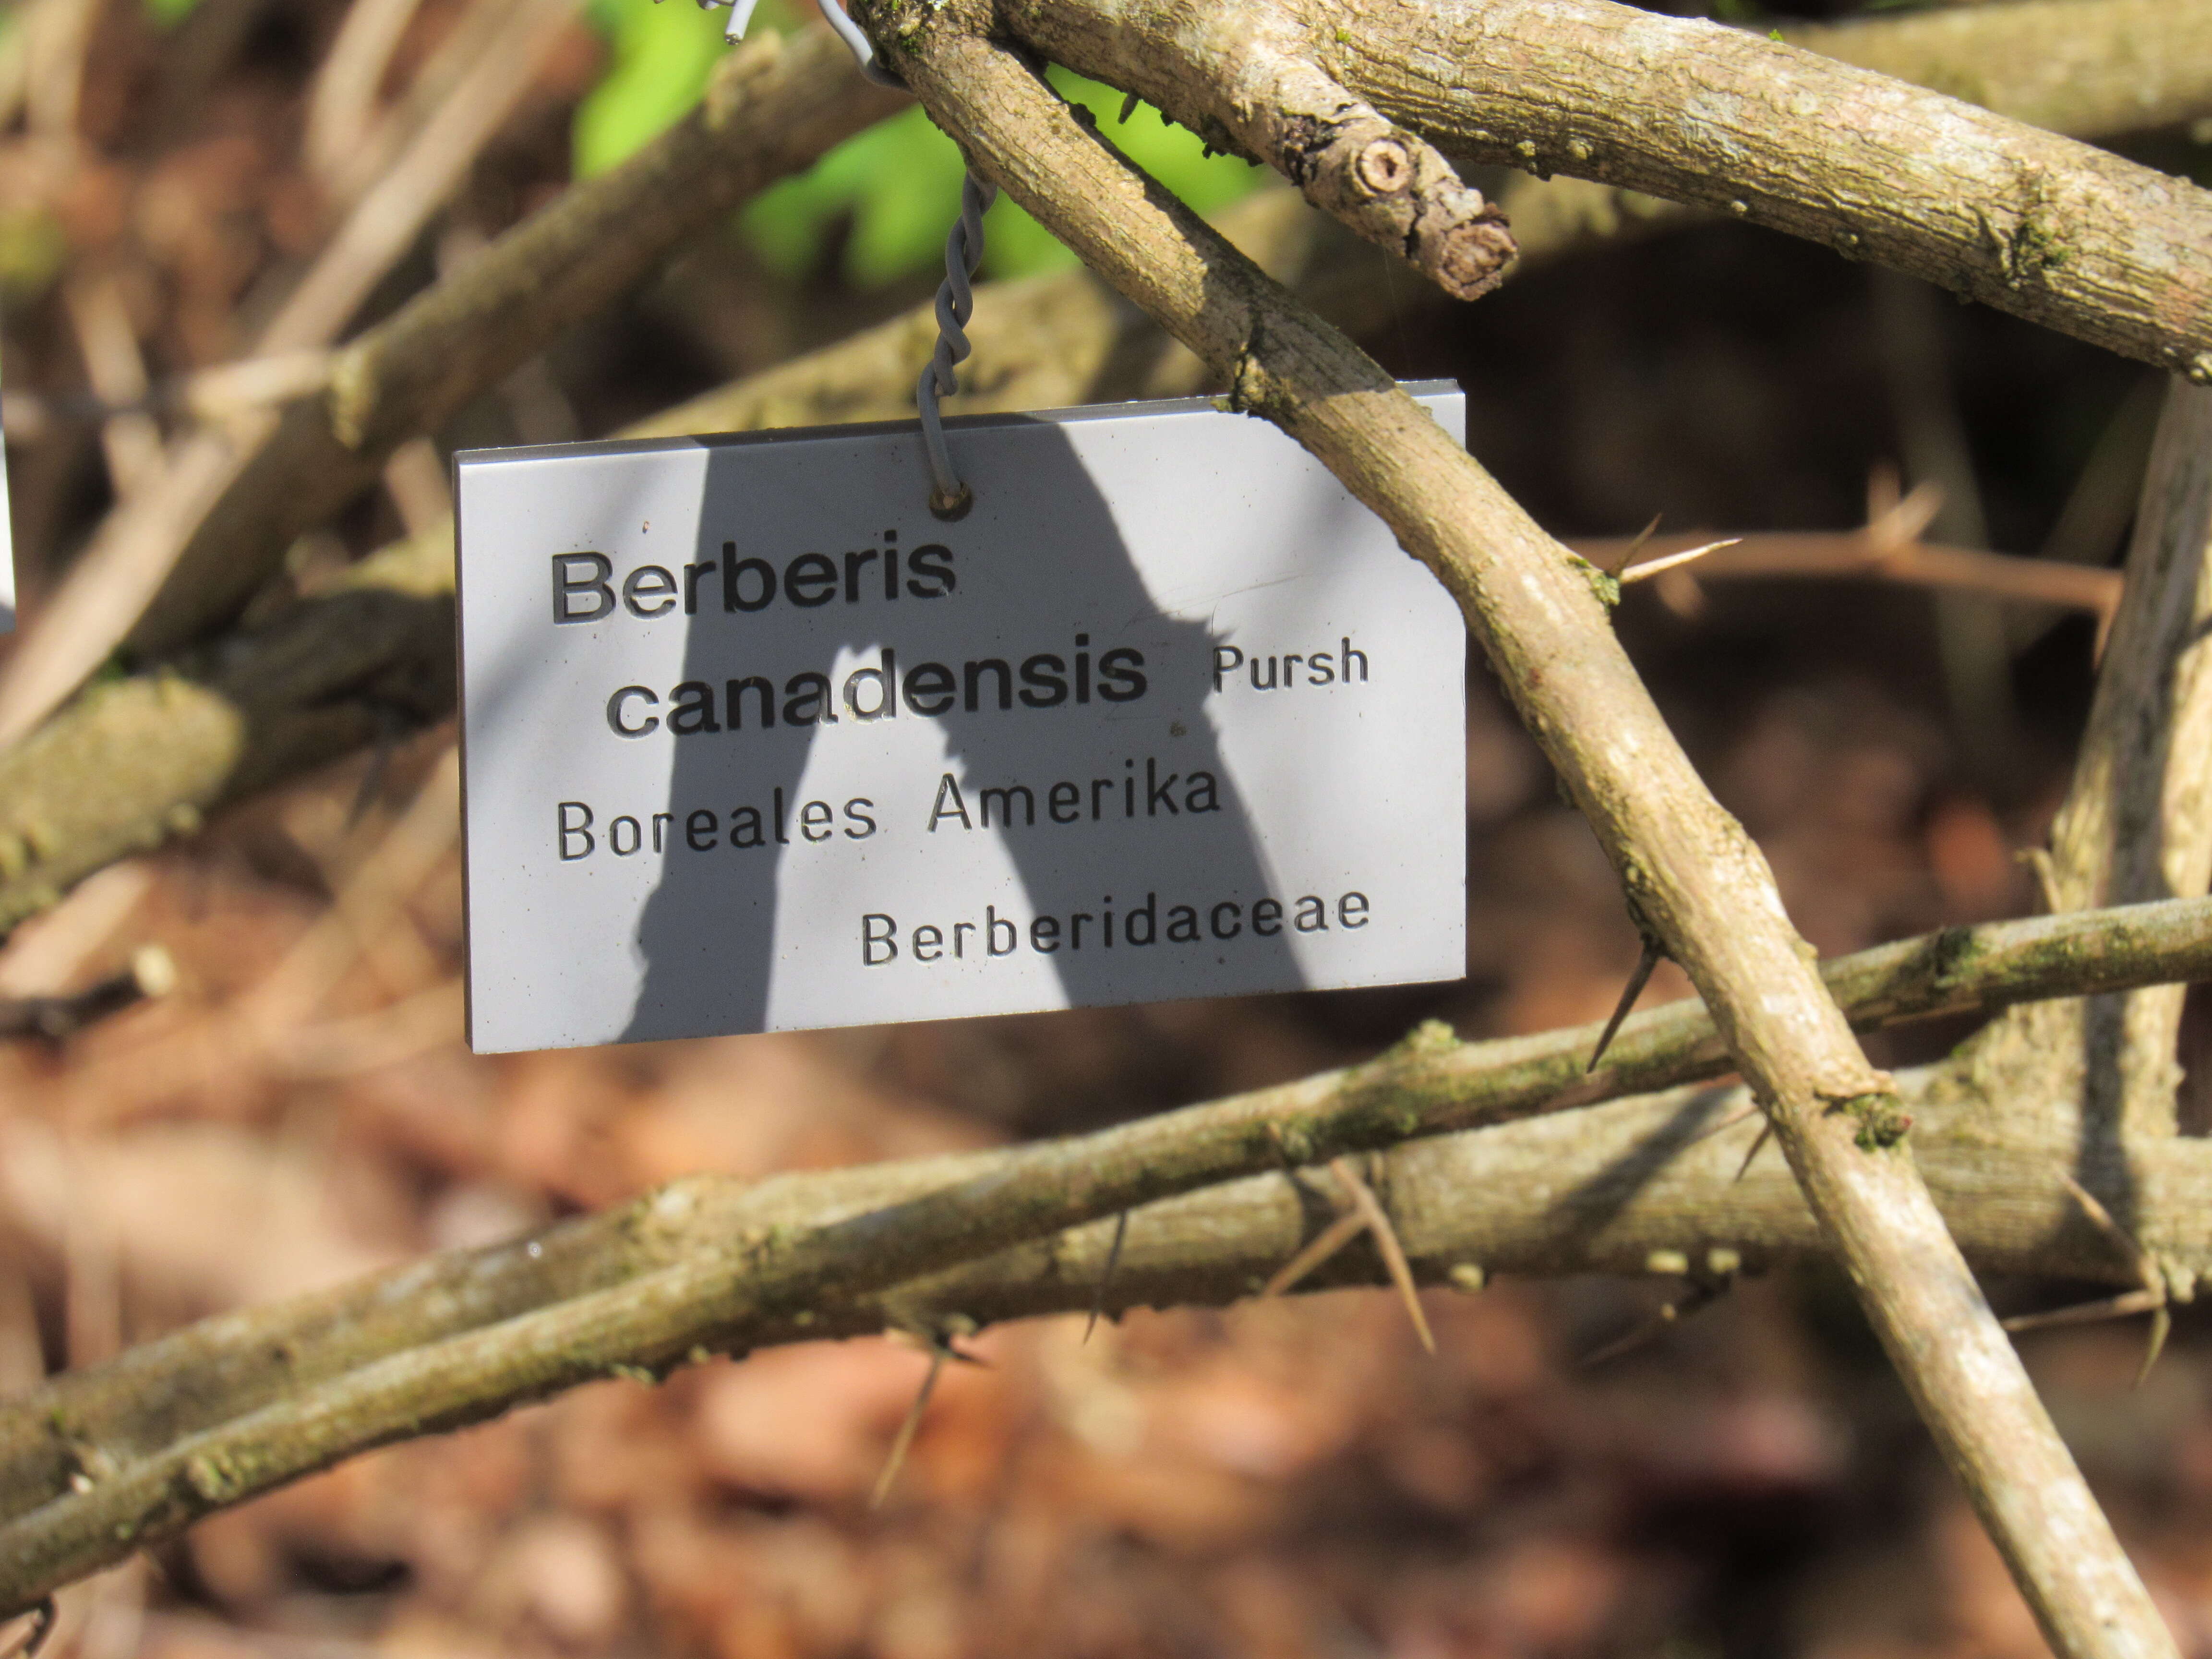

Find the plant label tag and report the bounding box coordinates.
[457,385,1467,1052]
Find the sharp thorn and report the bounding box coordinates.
[1587,935,1663,1072]
[1619,538,1741,585]
[1599,512,1664,576]
[870,1346,947,1510]
[1580,1281,1725,1368]
[1330,1157,1435,1354]
[2049,1171,2169,1384]
[1733,1118,1775,1182]
[2140,1307,2172,1387]
[2000,1287,2162,1333]
[1262,1208,1370,1299]
[1117,90,1141,124]
[1084,1210,1129,1342]
[1580,1305,1677,1368]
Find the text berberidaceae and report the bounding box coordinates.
[455,389,1467,1047]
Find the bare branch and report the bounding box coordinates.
[875,14,2178,1654]
[1956,384,2212,1142]
[1782,0,2212,141]
[0,0,591,754]
[1576,531,2125,623]
[1016,0,2212,377]
[0,896,2209,1606]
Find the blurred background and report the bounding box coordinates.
[0,0,2209,1653]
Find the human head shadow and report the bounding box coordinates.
[619,409,1311,1042]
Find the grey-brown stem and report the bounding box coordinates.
[1010,0,2212,378]
[1,895,2210,1607]
[1782,0,2212,140]
[1948,384,2212,1203]
[873,12,2176,1656]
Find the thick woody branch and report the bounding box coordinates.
[1951,384,2212,1153]
[0,532,454,932]
[1166,24,1517,300]
[874,17,2175,1658]
[0,896,2208,1603]
[1781,0,2212,141]
[1008,0,2212,378]
[117,26,902,663]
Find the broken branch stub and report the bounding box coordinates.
[1012,1,1518,302]
[1275,95,1515,299]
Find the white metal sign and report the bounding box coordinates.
[457,387,1467,1052]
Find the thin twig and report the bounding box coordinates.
[2002,1173,2172,1384]
[1082,1210,1129,1341]
[1328,1158,1434,1353]
[1259,1208,1369,1299]
[304,0,431,193]
[0,0,575,758]
[870,1346,945,1510]
[61,277,163,501]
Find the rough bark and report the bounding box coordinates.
[1,895,2209,1607]
[0,532,454,933]
[874,12,2176,1656]
[1941,385,2212,1212]
[1782,0,2212,140]
[1013,0,2212,377]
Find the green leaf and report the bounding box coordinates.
[572,3,1263,284]
[143,0,202,25]
[739,63,1261,286]
[573,0,743,179]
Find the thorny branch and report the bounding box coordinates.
[0,0,2208,1643]
[879,4,2188,1656]
[1,896,2209,1607]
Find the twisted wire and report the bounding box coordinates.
[802,0,906,86]
[701,0,905,87]
[698,0,989,515]
[917,170,998,517]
